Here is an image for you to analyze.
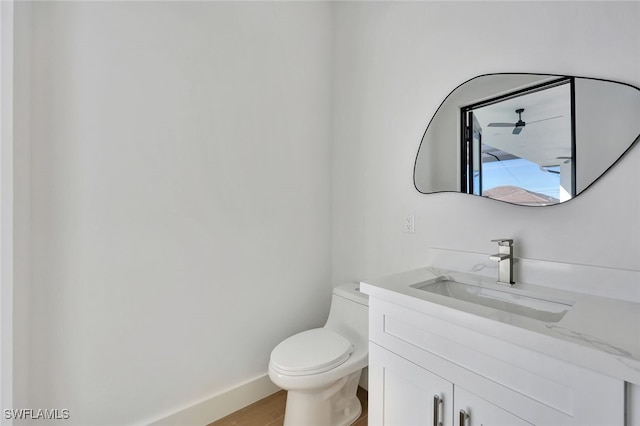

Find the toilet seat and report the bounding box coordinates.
[270,328,353,376]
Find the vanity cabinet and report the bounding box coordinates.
[370,343,453,425]
[370,344,532,426]
[367,297,625,426]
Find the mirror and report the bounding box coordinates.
[414,74,640,206]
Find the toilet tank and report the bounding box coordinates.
[324,282,369,344]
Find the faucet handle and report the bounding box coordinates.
[491,238,513,246]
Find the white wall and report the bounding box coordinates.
[0,0,14,416]
[12,0,32,416]
[15,1,640,424]
[332,2,640,284]
[25,2,332,424]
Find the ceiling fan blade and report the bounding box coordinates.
[487,123,515,127]
[512,126,523,135]
[527,115,564,125]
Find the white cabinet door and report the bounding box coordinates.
[454,386,532,426]
[370,343,454,426]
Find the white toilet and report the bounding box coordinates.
[268,282,369,426]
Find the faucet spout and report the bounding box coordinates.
[489,239,515,285]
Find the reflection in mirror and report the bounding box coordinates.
[414,74,640,206]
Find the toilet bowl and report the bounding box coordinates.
[268,282,369,426]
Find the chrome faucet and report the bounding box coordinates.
[489,239,514,286]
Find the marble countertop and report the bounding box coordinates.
[360,250,640,385]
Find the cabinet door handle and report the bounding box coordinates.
[459,409,469,426]
[433,395,443,426]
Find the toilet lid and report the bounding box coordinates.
[270,328,353,376]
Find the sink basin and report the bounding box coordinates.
[411,277,574,323]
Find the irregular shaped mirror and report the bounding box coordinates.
[414,74,640,206]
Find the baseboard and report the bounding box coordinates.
[147,374,281,426]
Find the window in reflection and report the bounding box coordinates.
[461,78,574,206]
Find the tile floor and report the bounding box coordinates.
[208,387,368,426]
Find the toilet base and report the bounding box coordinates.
[283,370,362,426]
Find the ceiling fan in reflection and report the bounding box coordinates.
[487,108,562,135]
